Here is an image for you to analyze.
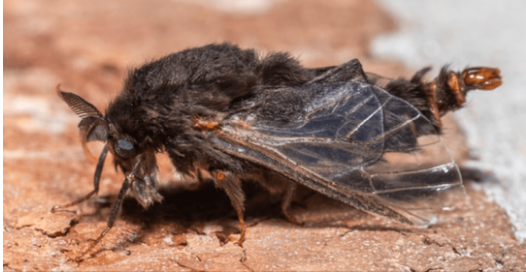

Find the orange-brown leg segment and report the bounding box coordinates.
[281,182,302,225]
[213,171,246,246]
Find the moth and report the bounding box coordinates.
[52,43,502,260]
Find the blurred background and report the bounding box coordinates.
[4,0,525,271]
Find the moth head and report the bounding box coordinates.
[57,85,138,164]
[57,86,109,162]
[104,124,139,173]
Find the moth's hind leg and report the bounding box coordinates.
[212,171,246,246]
[247,171,302,225]
[280,182,302,226]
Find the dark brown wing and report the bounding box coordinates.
[212,81,463,225]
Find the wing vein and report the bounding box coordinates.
[345,95,391,139]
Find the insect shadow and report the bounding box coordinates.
[84,165,491,256]
[83,181,414,254]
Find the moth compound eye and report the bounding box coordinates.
[115,139,136,158]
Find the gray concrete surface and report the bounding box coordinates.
[372,0,526,242]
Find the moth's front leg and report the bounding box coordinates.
[212,171,246,246]
[126,151,164,209]
[51,146,109,213]
[75,153,161,261]
[75,173,131,262]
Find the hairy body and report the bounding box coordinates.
[54,43,502,260]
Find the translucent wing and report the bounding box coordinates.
[212,81,463,225]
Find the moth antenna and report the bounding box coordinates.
[56,84,103,118]
[57,85,108,162]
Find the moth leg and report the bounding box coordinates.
[213,171,246,246]
[51,146,108,212]
[281,182,302,225]
[244,171,301,225]
[75,174,130,262]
